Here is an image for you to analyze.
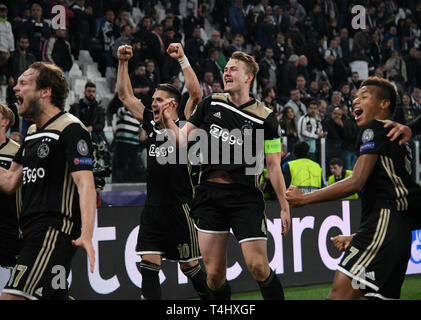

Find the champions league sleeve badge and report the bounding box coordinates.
[77,139,89,156]
[361,128,374,143]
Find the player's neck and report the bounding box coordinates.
[0,133,6,145]
[33,104,62,129]
[228,90,252,107]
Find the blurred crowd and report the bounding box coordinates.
[1,0,421,184]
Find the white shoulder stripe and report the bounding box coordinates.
[211,101,264,125]
[25,132,60,142]
[0,156,13,162]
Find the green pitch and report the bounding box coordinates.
[229,274,421,300]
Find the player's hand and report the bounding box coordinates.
[72,236,95,273]
[280,204,291,236]
[160,98,176,123]
[117,45,133,61]
[384,121,412,146]
[167,43,185,60]
[285,186,306,207]
[330,234,353,252]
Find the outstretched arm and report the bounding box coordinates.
[266,152,290,236]
[116,45,146,123]
[167,43,202,120]
[286,154,378,207]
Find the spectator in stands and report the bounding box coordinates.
[147,23,166,70]
[113,25,133,59]
[204,30,227,70]
[283,141,323,193]
[385,50,407,83]
[308,80,320,100]
[23,3,51,61]
[285,88,307,121]
[262,87,282,117]
[200,71,214,98]
[327,91,343,114]
[394,92,421,125]
[145,59,160,93]
[229,0,246,38]
[211,80,224,93]
[296,74,311,105]
[318,81,332,102]
[6,35,35,105]
[279,54,299,99]
[280,106,299,154]
[258,46,278,91]
[184,26,206,75]
[256,13,277,50]
[272,32,292,68]
[318,99,328,121]
[128,38,147,75]
[328,157,358,200]
[0,4,14,86]
[182,4,203,41]
[130,63,153,107]
[225,34,247,59]
[69,81,106,144]
[43,27,73,78]
[342,104,359,170]
[297,100,325,162]
[322,106,345,173]
[202,48,224,86]
[349,71,361,91]
[339,82,353,115]
[97,9,119,75]
[70,0,95,60]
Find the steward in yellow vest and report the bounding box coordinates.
[283,141,323,194]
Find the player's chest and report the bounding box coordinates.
[22,136,61,165]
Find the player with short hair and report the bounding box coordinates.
[0,62,97,300]
[117,43,209,300]
[161,51,290,300]
[287,77,421,300]
[0,103,21,294]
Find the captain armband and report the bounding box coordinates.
[264,138,281,154]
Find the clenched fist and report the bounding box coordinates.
[167,43,185,60]
[117,45,133,61]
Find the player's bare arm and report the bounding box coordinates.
[286,153,378,207]
[0,162,23,194]
[71,170,97,273]
[166,43,202,120]
[265,152,290,236]
[117,45,146,123]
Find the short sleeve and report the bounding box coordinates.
[61,123,94,172]
[263,112,280,140]
[188,97,208,128]
[141,106,154,135]
[263,112,281,154]
[12,144,24,164]
[358,120,387,155]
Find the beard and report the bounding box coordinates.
[20,96,43,118]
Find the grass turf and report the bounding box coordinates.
[229,274,421,300]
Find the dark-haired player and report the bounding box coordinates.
[117,43,209,299]
[161,51,290,300]
[287,77,421,300]
[0,103,21,294]
[0,62,96,300]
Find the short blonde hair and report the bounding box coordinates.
[230,51,259,79]
[0,102,15,131]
